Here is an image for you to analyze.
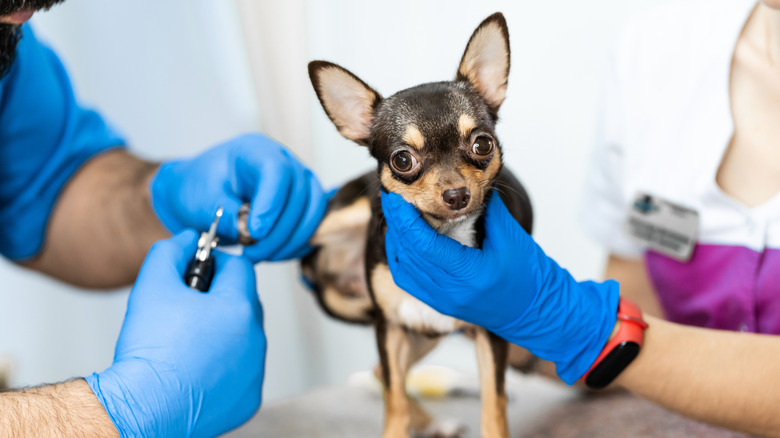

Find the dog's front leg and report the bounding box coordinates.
[475,327,510,438]
[376,318,417,438]
[374,327,462,438]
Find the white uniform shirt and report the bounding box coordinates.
[582,0,780,333]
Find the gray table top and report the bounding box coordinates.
[227,375,750,437]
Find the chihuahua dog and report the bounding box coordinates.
[301,13,533,438]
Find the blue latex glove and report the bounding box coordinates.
[381,191,619,384]
[150,133,328,262]
[85,230,266,437]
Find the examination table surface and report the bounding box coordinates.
[227,375,749,437]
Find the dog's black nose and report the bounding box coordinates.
[442,187,471,210]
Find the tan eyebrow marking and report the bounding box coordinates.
[458,114,477,138]
[402,124,425,150]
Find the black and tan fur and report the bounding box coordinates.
[301,13,533,438]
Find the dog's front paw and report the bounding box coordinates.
[414,419,467,438]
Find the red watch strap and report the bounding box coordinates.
[582,297,648,380]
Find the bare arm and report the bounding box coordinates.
[518,253,780,435]
[617,316,780,437]
[0,379,119,437]
[22,149,169,288]
[607,256,780,435]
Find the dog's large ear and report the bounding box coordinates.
[456,13,510,113]
[309,61,382,146]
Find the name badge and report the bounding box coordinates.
[624,192,699,262]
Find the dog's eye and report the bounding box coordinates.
[472,136,494,156]
[391,150,417,173]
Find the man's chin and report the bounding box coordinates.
[0,0,67,78]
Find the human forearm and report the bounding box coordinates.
[616,316,780,437]
[510,254,663,380]
[23,134,328,288]
[0,379,119,437]
[23,149,168,288]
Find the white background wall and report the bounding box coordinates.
[0,0,669,403]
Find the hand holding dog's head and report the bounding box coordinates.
[309,13,511,227]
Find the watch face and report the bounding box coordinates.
[584,341,640,389]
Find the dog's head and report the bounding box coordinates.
[309,13,510,227]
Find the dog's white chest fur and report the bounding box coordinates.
[394,215,478,332]
[438,215,478,248]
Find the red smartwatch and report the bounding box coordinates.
[582,297,648,389]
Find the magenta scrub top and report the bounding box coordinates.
[647,243,780,334]
[580,0,780,334]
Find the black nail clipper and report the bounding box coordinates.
[185,206,223,292]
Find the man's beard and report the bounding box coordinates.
[0,0,65,79]
[0,23,21,78]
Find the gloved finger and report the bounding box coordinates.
[385,236,438,304]
[243,154,311,262]
[210,250,258,302]
[387,229,463,290]
[139,229,200,282]
[482,193,532,254]
[268,169,329,261]
[248,148,296,240]
[273,183,336,261]
[385,225,402,265]
[381,191,472,264]
[232,139,296,241]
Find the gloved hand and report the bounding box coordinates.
[150,133,328,263]
[381,191,619,384]
[85,230,266,437]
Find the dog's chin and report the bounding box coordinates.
[442,211,475,223]
[420,207,480,229]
